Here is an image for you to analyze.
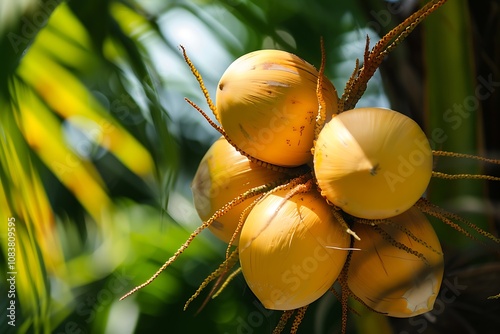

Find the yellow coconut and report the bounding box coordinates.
[191,137,290,244]
[216,49,338,167]
[347,207,444,317]
[314,107,433,219]
[239,188,351,310]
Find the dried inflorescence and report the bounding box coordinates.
[121,0,500,333]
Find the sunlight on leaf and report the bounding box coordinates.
[17,50,154,177]
[14,82,112,220]
[0,102,62,334]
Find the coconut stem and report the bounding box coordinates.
[238,173,313,254]
[331,208,361,241]
[180,45,220,122]
[340,269,350,334]
[336,243,358,334]
[374,0,448,60]
[329,281,363,317]
[355,216,444,256]
[432,150,500,181]
[372,224,431,266]
[185,97,225,135]
[314,37,328,142]
[185,98,305,175]
[276,178,314,213]
[338,58,360,113]
[488,293,500,300]
[290,305,308,334]
[380,218,443,257]
[225,173,313,259]
[226,193,265,260]
[341,0,447,111]
[416,198,500,244]
[211,266,242,299]
[120,183,275,301]
[433,150,500,164]
[432,171,500,181]
[273,310,295,334]
[184,248,239,311]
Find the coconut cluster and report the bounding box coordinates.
[120,3,500,332]
[191,49,444,315]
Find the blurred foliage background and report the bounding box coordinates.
[0,0,499,333]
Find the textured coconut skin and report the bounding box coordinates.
[216,49,338,167]
[191,137,289,244]
[347,207,444,317]
[314,107,433,219]
[239,188,351,310]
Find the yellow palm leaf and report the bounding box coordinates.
[15,84,111,220]
[18,49,154,177]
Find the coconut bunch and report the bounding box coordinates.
[189,51,351,312]
[122,46,500,333]
[187,48,448,317]
[121,1,500,332]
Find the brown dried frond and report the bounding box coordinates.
[264,172,314,218]
[270,305,308,334]
[416,198,478,241]
[335,232,385,333]
[264,177,315,237]
[329,284,342,302]
[432,149,500,181]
